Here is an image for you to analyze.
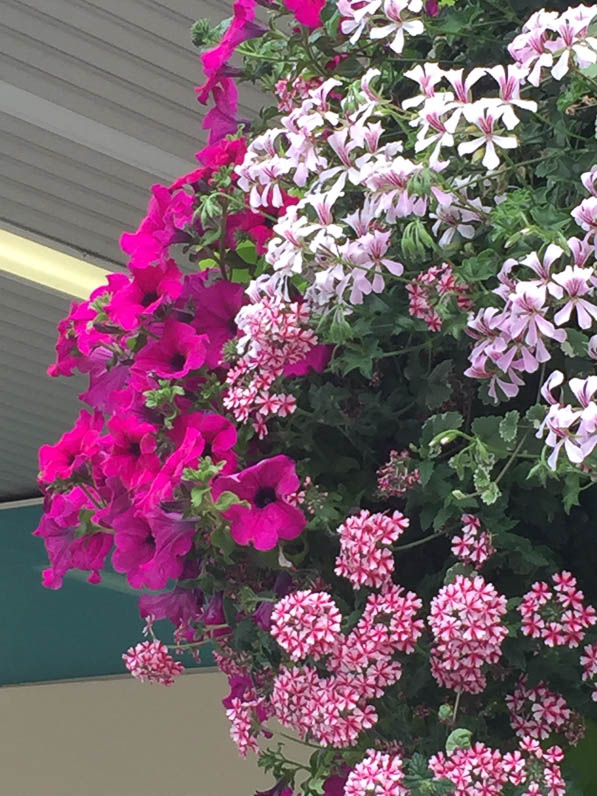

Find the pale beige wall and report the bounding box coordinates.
[0,671,271,796]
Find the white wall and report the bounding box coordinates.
[0,671,270,796]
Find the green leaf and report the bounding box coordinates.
[472,416,509,458]
[214,490,246,511]
[420,412,464,455]
[425,359,453,409]
[210,526,237,561]
[190,485,211,510]
[562,472,582,514]
[499,410,519,443]
[235,240,258,265]
[479,481,501,505]
[561,328,589,358]
[446,728,472,753]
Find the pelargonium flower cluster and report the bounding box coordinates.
[122,640,185,686]
[466,226,597,405]
[506,679,578,743]
[270,590,342,661]
[428,575,508,694]
[508,5,597,85]
[429,742,508,795]
[407,262,473,332]
[376,449,420,498]
[224,297,323,437]
[430,738,567,795]
[519,571,596,648]
[343,749,409,796]
[450,513,495,568]
[580,640,597,702]
[334,509,409,589]
[270,583,423,747]
[538,369,597,470]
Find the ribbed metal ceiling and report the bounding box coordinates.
[0,0,263,266]
[0,272,87,500]
[0,0,265,499]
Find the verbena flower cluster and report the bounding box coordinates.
[35,0,597,793]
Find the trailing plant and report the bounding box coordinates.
[36,1,597,793]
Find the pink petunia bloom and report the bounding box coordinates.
[283,0,325,28]
[170,412,238,473]
[112,506,157,587]
[34,487,113,589]
[133,319,208,379]
[188,279,246,368]
[200,0,267,79]
[38,409,103,483]
[212,454,306,550]
[138,587,203,635]
[103,415,160,489]
[202,79,245,144]
[105,260,183,331]
[196,136,248,169]
[120,185,193,269]
[283,343,333,377]
[132,509,197,590]
[136,426,206,513]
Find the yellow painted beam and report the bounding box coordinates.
[0,228,111,299]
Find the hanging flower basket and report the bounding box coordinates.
[36,1,597,793]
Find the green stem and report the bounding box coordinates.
[452,689,463,726]
[395,532,444,552]
[377,343,429,359]
[494,429,532,487]
[80,484,104,511]
[573,65,597,93]
[276,731,321,750]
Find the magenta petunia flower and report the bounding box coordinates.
[133,319,208,379]
[200,0,267,79]
[189,280,246,367]
[202,79,244,144]
[103,415,160,488]
[212,455,306,550]
[112,506,156,588]
[283,343,333,377]
[137,509,197,590]
[79,361,129,414]
[34,487,113,589]
[196,136,247,169]
[283,0,325,28]
[105,260,183,331]
[136,425,206,512]
[170,412,238,473]
[120,185,193,269]
[139,587,203,636]
[38,409,103,483]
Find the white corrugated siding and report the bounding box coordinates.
[0,0,265,498]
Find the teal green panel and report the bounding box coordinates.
[1,505,205,684]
